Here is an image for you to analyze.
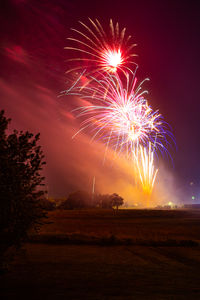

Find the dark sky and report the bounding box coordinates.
[0,0,200,202]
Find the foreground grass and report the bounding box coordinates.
[2,244,200,299]
[2,209,200,299]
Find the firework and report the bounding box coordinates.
[65,18,137,76]
[63,19,174,204]
[62,72,169,158]
[134,143,158,201]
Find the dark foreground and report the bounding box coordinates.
[1,209,200,299]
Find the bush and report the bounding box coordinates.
[40,198,56,211]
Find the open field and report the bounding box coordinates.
[1,209,200,299]
[37,208,200,243]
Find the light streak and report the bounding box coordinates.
[134,143,158,197]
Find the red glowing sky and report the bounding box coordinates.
[0,0,200,199]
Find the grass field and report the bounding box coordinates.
[37,208,200,244]
[1,209,200,299]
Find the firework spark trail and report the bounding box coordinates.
[62,72,171,159]
[65,18,137,76]
[133,143,158,198]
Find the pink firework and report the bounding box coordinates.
[62,72,166,158]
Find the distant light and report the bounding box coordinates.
[192,196,195,200]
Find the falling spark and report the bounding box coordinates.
[134,143,158,197]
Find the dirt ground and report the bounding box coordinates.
[1,209,200,299]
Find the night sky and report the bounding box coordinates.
[0,0,200,202]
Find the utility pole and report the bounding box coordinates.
[92,176,95,203]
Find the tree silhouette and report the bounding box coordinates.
[96,193,124,210]
[59,190,91,209]
[110,193,124,210]
[0,110,46,268]
[96,194,113,208]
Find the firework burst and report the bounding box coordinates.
[62,72,170,160]
[65,18,137,76]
